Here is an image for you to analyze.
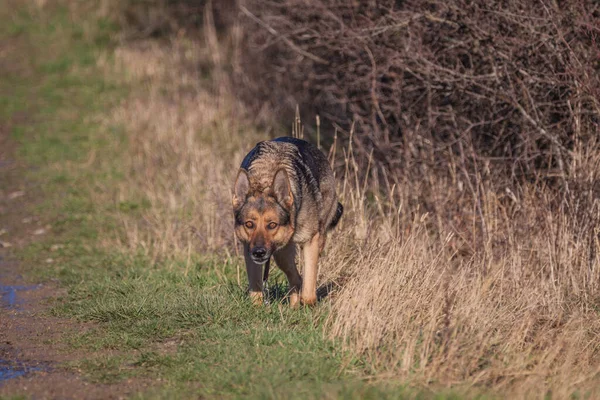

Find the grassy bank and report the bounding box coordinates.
[4,1,599,399]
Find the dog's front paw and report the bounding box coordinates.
[249,291,264,306]
[289,293,300,308]
[301,293,317,306]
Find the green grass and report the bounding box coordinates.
[0,2,470,399]
[58,256,360,396]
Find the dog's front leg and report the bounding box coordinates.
[273,243,301,308]
[301,232,320,306]
[244,243,264,305]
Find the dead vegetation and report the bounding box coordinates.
[95,0,600,397]
[319,138,600,397]
[236,1,600,186]
[108,39,257,265]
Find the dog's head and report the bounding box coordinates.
[232,168,295,264]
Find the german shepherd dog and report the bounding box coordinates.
[232,137,343,306]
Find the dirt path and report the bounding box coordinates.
[0,7,142,395]
[0,118,147,399]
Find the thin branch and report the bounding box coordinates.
[239,5,329,65]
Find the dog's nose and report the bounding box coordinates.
[252,247,267,259]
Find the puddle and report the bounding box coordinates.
[0,282,47,384]
[0,360,43,382]
[0,284,40,308]
[0,159,14,168]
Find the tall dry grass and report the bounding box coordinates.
[320,136,600,397]
[96,14,600,399]
[105,37,262,266]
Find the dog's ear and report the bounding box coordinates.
[233,169,250,209]
[272,169,293,208]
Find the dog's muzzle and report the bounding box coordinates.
[251,247,270,264]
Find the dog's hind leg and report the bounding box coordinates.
[301,232,320,306]
[273,243,301,308]
[244,243,264,305]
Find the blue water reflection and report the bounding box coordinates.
[0,361,42,382]
[0,284,39,308]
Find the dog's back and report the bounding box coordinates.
[240,137,341,243]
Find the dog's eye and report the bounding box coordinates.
[267,222,278,230]
[245,221,254,229]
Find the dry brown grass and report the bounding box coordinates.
[95,13,600,398]
[105,38,263,267]
[321,141,600,397]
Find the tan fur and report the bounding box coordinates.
[301,232,321,306]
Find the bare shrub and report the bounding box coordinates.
[236,0,600,192]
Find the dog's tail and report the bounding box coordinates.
[328,202,344,230]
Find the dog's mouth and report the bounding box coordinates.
[251,255,270,265]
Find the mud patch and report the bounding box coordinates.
[0,268,152,398]
[0,281,50,383]
[0,157,151,398]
